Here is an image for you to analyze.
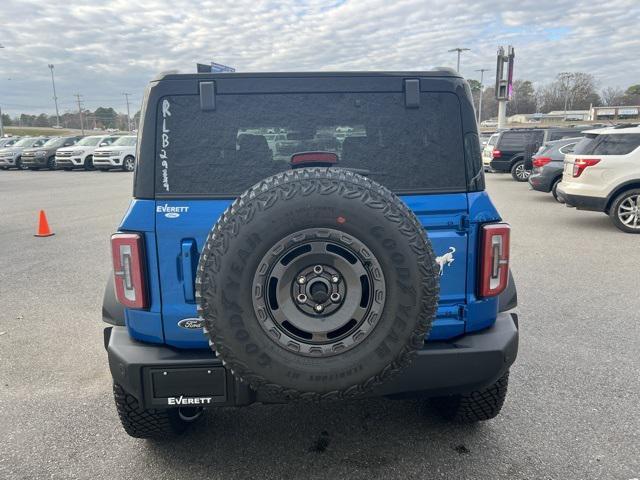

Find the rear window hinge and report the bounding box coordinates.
[404,79,420,108]
[199,81,216,111]
[458,214,470,231]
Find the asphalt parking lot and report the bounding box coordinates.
[1,170,638,480]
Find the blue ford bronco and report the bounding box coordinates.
[103,70,519,438]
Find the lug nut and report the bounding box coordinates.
[297,276,306,284]
[331,275,339,283]
[313,265,323,274]
[297,294,307,304]
[330,293,341,303]
[314,304,324,313]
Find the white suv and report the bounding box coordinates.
[92,135,137,171]
[482,133,499,171]
[557,125,640,233]
[55,135,119,170]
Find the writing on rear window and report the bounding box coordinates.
[155,92,466,196]
[159,99,171,191]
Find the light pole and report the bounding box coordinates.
[475,68,489,123]
[48,64,60,128]
[558,72,573,120]
[448,47,470,73]
[0,44,5,136]
[122,93,132,131]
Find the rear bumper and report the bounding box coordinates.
[489,159,511,172]
[528,172,553,192]
[558,189,607,212]
[106,312,519,409]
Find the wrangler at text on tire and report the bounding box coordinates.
[103,70,519,439]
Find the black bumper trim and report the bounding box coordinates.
[563,193,607,212]
[489,159,512,172]
[106,312,518,408]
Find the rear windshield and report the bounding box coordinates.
[155,92,467,196]
[573,133,640,156]
[497,132,531,150]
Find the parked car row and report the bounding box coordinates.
[0,134,137,171]
[483,126,590,181]
[488,124,640,233]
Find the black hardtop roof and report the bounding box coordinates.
[154,69,462,82]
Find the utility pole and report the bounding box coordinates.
[122,93,132,131]
[558,72,573,121]
[48,64,60,128]
[0,44,5,136]
[475,68,489,123]
[74,93,85,135]
[448,47,470,73]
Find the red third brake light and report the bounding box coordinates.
[572,158,600,178]
[111,233,148,309]
[479,223,510,298]
[290,151,338,167]
[532,156,552,168]
[492,149,502,159]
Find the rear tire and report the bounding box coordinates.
[510,160,530,182]
[113,384,201,439]
[609,189,640,234]
[429,371,509,422]
[551,178,562,202]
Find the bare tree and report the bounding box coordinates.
[537,72,601,113]
[601,87,625,106]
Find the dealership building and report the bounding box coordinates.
[589,105,640,121]
[508,105,640,124]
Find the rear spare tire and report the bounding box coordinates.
[196,168,439,400]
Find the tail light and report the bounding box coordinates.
[492,149,502,159]
[572,158,600,178]
[111,233,148,309]
[532,156,552,168]
[479,223,510,297]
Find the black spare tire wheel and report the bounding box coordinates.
[196,168,439,400]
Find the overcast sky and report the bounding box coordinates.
[1,0,639,116]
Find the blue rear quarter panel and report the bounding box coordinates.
[118,191,502,349]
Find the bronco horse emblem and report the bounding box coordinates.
[435,247,456,276]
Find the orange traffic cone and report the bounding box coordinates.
[35,210,54,237]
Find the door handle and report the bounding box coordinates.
[181,239,197,303]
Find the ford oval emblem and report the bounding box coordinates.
[165,212,180,218]
[178,318,204,329]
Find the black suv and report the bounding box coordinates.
[490,127,586,181]
[103,71,518,438]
